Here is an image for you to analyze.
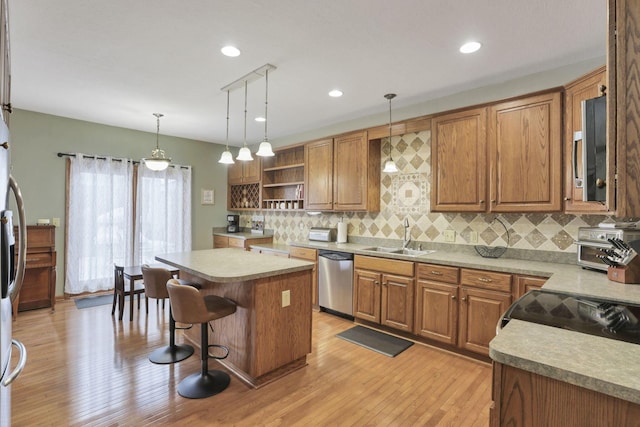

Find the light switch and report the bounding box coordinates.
[469,231,478,243]
[52,218,60,227]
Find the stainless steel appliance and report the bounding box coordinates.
[318,250,353,317]
[308,227,336,242]
[226,214,240,233]
[0,119,27,425]
[576,225,640,271]
[499,289,640,345]
[573,94,607,202]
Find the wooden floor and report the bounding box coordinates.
[10,297,492,426]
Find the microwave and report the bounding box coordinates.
[573,95,606,202]
[576,226,640,271]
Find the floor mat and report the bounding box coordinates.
[75,294,119,309]
[336,325,413,357]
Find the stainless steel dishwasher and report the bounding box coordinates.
[318,250,354,318]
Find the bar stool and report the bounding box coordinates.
[141,265,194,364]
[166,279,237,399]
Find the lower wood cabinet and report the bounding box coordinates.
[514,275,546,300]
[213,234,273,250]
[459,269,512,356]
[414,263,460,345]
[15,225,56,314]
[288,246,318,307]
[354,255,414,333]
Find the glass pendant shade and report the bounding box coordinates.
[256,141,274,156]
[144,113,171,171]
[383,158,399,173]
[218,149,234,164]
[237,146,253,161]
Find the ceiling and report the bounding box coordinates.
[9,0,606,147]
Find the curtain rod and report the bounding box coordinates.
[56,152,191,169]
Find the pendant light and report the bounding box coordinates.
[218,90,235,164]
[382,93,399,173]
[236,80,254,161]
[143,113,171,171]
[256,68,275,157]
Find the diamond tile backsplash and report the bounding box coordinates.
[239,130,614,254]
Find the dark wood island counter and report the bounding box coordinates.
[156,249,314,388]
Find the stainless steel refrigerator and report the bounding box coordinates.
[0,117,27,425]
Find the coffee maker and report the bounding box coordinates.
[226,214,240,233]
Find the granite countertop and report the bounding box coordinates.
[156,248,313,283]
[213,230,274,239]
[248,242,290,254]
[287,239,640,404]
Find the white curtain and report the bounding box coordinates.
[65,155,134,294]
[134,165,192,265]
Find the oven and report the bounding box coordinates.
[576,226,640,271]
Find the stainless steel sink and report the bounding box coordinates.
[361,246,436,257]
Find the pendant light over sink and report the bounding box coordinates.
[143,113,171,171]
[256,68,275,157]
[218,90,235,164]
[382,93,399,173]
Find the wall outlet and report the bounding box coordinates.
[52,218,60,227]
[281,290,291,307]
[469,231,478,243]
[444,230,456,242]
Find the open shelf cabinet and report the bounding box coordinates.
[261,145,305,211]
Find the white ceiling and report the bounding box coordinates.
[8,0,606,147]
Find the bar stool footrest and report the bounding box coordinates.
[207,344,230,360]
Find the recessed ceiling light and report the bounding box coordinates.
[221,45,241,57]
[329,89,343,98]
[459,41,482,54]
[255,116,266,122]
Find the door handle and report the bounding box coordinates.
[2,339,27,386]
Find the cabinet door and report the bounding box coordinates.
[227,161,244,184]
[227,237,246,250]
[333,131,370,211]
[415,280,458,345]
[431,107,488,212]
[514,275,546,299]
[381,273,414,332]
[488,91,562,212]
[354,269,381,323]
[305,138,334,210]
[458,287,511,356]
[564,67,608,213]
[289,247,318,307]
[213,235,229,248]
[243,157,262,183]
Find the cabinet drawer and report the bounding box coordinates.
[461,268,511,292]
[25,253,54,268]
[416,263,459,284]
[213,235,229,248]
[288,246,317,261]
[355,255,414,277]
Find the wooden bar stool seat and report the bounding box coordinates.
[167,279,237,399]
[141,265,195,364]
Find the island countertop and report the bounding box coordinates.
[156,248,313,283]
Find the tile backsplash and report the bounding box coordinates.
[239,130,614,254]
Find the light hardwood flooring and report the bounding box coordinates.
[10,297,492,426]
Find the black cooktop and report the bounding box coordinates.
[501,290,640,345]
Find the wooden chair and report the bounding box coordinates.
[167,279,237,399]
[141,265,194,364]
[112,264,146,321]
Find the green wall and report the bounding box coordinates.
[8,109,230,296]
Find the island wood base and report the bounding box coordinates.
[179,269,312,389]
[491,362,640,427]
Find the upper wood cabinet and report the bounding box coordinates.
[305,138,334,211]
[563,66,609,213]
[228,157,262,185]
[305,131,380,211]
[431,107,488,212]
[432,91,562,213]
[610,0,640,218]
[488,91,563,212]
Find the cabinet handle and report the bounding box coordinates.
[490,200,496,203]
[479,200,485,204]
[564,197,571,201]
[374,281,380,285]
[477,277,492,283]
[461,296,467,302]
[430,270,443,276]
[451,295,456,300]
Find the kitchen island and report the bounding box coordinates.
[156,248,314,388]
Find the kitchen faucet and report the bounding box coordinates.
[403,218,412,249]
